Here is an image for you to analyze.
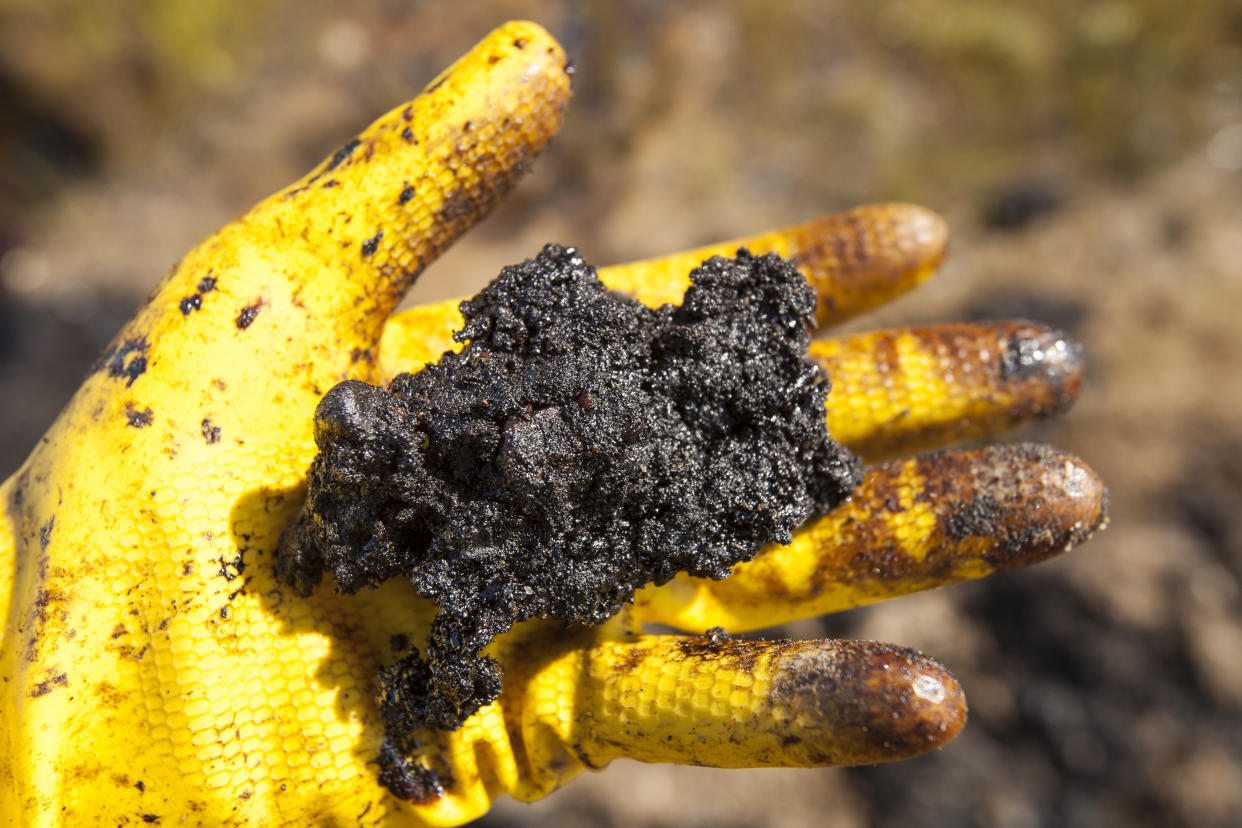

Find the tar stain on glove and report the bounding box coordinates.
[276,244,861,798]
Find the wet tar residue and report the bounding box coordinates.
[276,244,860,796]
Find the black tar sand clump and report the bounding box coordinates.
[277,244,860,789]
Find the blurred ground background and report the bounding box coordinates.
[2,1,1241,826]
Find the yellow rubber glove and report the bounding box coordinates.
[0,21,1106,826]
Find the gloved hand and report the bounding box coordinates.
[0,21,1106,826]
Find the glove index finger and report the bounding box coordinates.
[597,203,948,328]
